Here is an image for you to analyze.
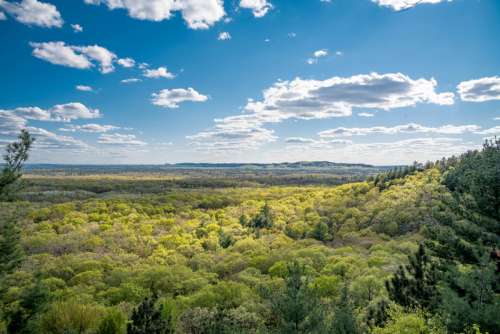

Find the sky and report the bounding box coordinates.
[0,0,499,165]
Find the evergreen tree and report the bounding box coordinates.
[270,261,323,334]
[330,287,359,334]
[251,202,273,229]
[127,295,172,334]
[0,130,35,198]
[0,219,24,277]
[386,244,440,310]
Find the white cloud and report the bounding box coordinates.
[285,137,352,149]
[151,88,208,108]
[0,11,6,20]
[59,123,119,133]
[98,133,146,146]
[83,0,225,29]
[121,78,142,84]
[240,0,273,17]
[27,127,88,150]
[2,102,100,122]
[358,112,374,117]
[372,0,451,11]
[314,49,328,58]
[474,126,500,136]
[242,73,454,123]
[76,85,93,92]
[0,110,28,135]
[319,123,481,138]
[308,49,329,65]
[288,32,296,38]
[71,44,117,73]
[457,76,500,102]
[71,23,83,32]
[281,137,478,165]
[218,31,231,40]
[117,57,135,68]
[187,124,277,153]
[30,41,92,70]
[0,0,63,27]
[187,73,455,154]
[30,41,119,74]
[494,117,500,121]
[143,66,175,79]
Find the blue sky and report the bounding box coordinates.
[0,0,499,165]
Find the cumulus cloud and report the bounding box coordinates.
[242,73,454,123]
[319,123,481,137]
[98,133,146,146]
[71,23,83,32]
[218,31,231,40]
[151,88,208,108]
[1,102,100,122]
[59,123,120,133]
[76,85,93,92]
[30,41,121,73]
[30,41,92,70]
[143,66,175,79]
[372,0,451,11]
[0,110,28,135]
[83,0,225,29]
[187,73,455,153]
[117,57,135,68]
[121,78,142,84]
[0,0,63,27]
[457,76,500,102]
[239,0,273,17]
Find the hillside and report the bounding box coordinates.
[0,141,499,333]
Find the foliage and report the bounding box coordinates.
[0,130,34,198]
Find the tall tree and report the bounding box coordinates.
[386,244,440,310]
[0,219,24,277]
[127,295,172,334]
[330,287,359,334]
[0,130,35,198]
[270,261,323,334]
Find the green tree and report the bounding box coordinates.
[98,309,127,334]
[127,295,172,334]
[0,219,24,277]
[330,287,359,334]
[270,261,323,334]
[251,203,273,229]
[386,244,440,310]
[0,130,35,198]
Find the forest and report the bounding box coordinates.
[0,131,499,334]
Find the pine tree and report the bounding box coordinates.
[251,202,273,229]
[330,286,359,334]
[386,244,440,310]
[0,219,24,276]
[0,130,35,198]
[271,261,323,334]
[127,295,172,334]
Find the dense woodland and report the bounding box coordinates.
[0,132,499,333]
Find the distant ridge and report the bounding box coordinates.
[171,161,375,169]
